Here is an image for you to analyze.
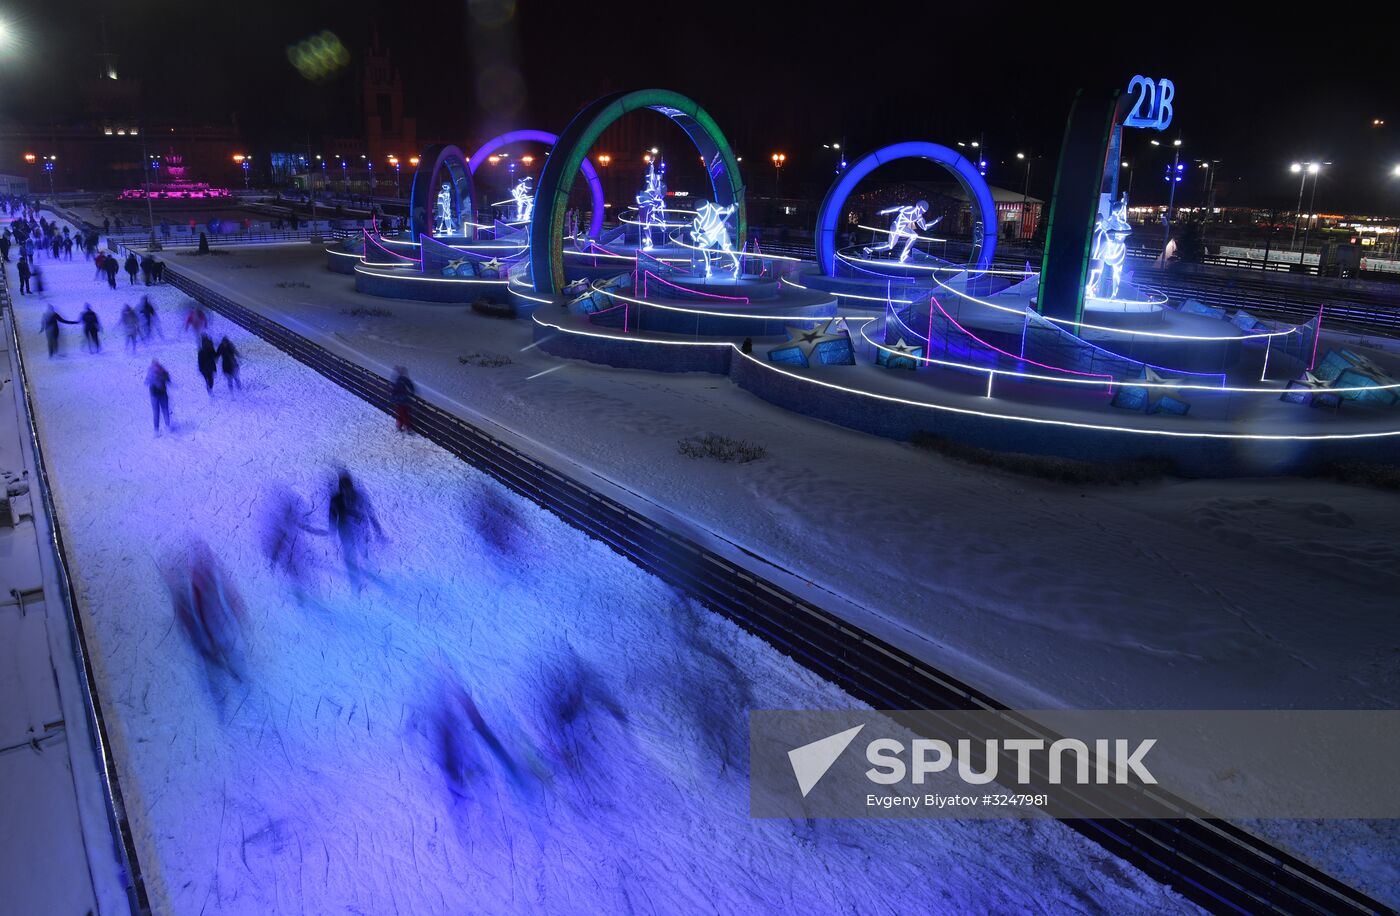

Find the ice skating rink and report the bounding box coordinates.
[9,239,1189,912]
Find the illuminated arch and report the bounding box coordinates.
[814,141,997,276]
[409,144,475,240]
[529,89,745,295]
[467,130,606,240]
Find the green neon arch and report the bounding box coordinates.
[529,88,746,295]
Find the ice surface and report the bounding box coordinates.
[152,240,1400,908]
[9,239,1193,912]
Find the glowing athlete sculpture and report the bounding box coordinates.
[510,177,534,223]
[690,199,741,278]
[1087,196,1132,299]
[863,200,941,262]
[433,182,457,235]
[635,161,667,250]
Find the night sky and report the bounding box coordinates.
[1,0,1396,212]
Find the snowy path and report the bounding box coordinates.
[9,240,1193,912]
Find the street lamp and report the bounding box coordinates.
[1121,160,1134,200]
[1016,152,1033,240]
[1301,162,1324,259]
[388,155,400,196]
[1289,162,1322,253]
[771,152,786,194]
[233,154,250,189]
[596,153,612,167]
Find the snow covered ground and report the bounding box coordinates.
[153,241,1400,906]
[7,234,1197,912]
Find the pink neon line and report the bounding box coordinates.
[1308,304,1325,370]
[363,229,421,264]
[643,270,750,302]
[928,294,1113,383]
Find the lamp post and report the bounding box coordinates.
[1392,164,1400,259]
[141,138,161,250]
[1300,163,1325,263]
[1196,159,1220,220]
[1288,162,1317,252]
[1016,152,1032,240]
[771,152,786,195]
[1121,160,1134,201]
[388,155,400,196]
[233,154,249,189]
[1165,138,1183,234]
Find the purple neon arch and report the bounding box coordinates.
[468,130,605,239]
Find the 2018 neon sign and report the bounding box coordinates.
[1123,75,1174,131]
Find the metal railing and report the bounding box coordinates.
[160,261,1389,916]
[0,267,150,915]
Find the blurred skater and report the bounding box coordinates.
[79,304,102,353]
[119,304,140,353]
[327,470,384,587]
[40,305,76,357]
[166,540,247,685]
[197,334,218,394]
[215,335,241,390]
[138,296,162,340]
[390,366,416,433]
[146,359,172,434]
[184,303,208,337]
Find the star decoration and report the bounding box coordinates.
[888,337,917,356]
[784,319,845,360]
[1140,366,1183,408]
[443,257,467,275]
[482,258,503,273]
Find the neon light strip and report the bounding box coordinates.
[664,228,803,262]
[926,294,1114,382]
[508,276,552,305]
[353,265,507,285]
[930,273,1298,341]
[856,223,947,243]
[1309,304,1325,370]
[643,270,750,302]
[864,319,1361,393]
[363,229,421,264]
[530,314,1400,441]
[838,251,1002,276]
[593,281,861,323]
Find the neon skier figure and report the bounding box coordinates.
[690,199,740,278]
[863,200,941,262]
[635,161,666,250]
[1087,196,1131,299]
[510,177,533,223]
[433,182,456,235]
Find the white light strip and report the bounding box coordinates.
[929,274,1299,341]
[856,223,947,243]
[353,265,508,285]
[858,321,1397,394]
[594,281,866,323]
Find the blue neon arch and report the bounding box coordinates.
[815,141,997,277]
[408,144,475,241]
[467,130,606,241]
